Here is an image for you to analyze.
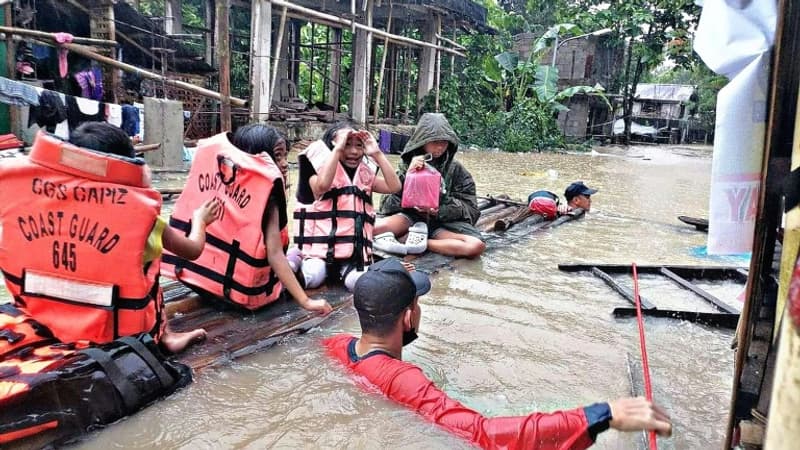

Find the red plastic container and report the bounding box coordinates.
[401,166,441,210]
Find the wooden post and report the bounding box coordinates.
[416,14,440,111]
[269,6,288,111]
[351,0,372,124]
[322,26,329,105]
[403,48,411,121]
[89,0,118,103]
[205,0,214,65]
[309,21,315,104]
[328,27,342,111]
[291,20,301,83]
[2,4,16,135]
[764,1,800,445]
[165,0,183,35]
[386,44,396,119]
[372,2,392,123]
[250,0,272,122]
[216,0,231,131]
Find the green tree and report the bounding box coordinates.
[555,0,701,143]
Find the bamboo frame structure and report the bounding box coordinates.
[269,0,465,58]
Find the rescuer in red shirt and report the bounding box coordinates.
[324,259,673,450]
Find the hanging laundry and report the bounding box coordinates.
[121,104,141,137]
[29,90,67,131]
[54,33,74,79]
[65,95,106,129]
[91,66,104,100]
[379,129,391,153]
[0,76,40,106]
[74,69,103,101]
[107,103,123,127]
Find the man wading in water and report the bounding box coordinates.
[325,259,672,450]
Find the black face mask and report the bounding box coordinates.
[402,328,418,346]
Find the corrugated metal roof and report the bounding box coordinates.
[635,84,696,102]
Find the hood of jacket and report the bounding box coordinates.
[400,113,459,173]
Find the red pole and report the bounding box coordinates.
[632,263,658,450]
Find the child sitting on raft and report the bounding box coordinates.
[71,123,220,353]
[293,121,402,291]
[230,124,331,313]
[374,113,486,258]
[162,124,331,315]
[0,122,218,353]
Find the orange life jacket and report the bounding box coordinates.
[293,140,376,269]
[0,131,162,345]
[161,132,286,310]
[0,304,190,448]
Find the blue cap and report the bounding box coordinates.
[564,181,598,201]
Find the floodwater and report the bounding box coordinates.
[4,145,742,449]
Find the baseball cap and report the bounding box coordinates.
[354,259,432,317]
[564,181,598,201]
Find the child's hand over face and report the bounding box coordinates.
[193,198,222,226]
[356,131,381,157]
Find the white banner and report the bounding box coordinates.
[694,0,777,255]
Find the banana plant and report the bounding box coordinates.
[485,24,610,113]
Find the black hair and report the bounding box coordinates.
[232,123,285,159]
[321,120,358,149]
[69,122,135,158]
[356,300,413,337]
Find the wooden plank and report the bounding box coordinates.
[591,267,657,310]
[678,215,709,231]
[545,208,586,228]
[613,307,739,329]
[660,267,740,314]
[559,263,748,280]
[169,287,353,371]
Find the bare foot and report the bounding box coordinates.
[161,328,207,354]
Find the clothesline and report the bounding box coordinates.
[0,76,143,141]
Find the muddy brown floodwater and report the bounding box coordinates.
[3,145,743,449]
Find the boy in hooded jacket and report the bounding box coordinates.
[375,113,485,258]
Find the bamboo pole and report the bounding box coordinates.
[372,1,392,124]
[269,0,465,58]
[0,25,118,47]
[64,0,158,62]
[54,41,247,106]
[216,0,232,131]
[269,6,288,111]
[436,33,466,51]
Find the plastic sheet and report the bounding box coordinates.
[694,0,777,254]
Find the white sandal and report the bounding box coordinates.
[373,232,408,255]
[405,222,429,255]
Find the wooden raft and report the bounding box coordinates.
[163,194,585,369]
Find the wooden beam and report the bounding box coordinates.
[613,307,739,329]
[64,0,158,62]
[269,0,464,57]
[0,25,117,47]
[590,267,657,310]
[269,6,288,110]
[216,0,232,131]
[250,0,272,121]
[660,267,740,314]
[372,1,392,123]
[559,263,749,280]
[351,0,372,123]
[56,40,247,106]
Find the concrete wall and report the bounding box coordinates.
[143,98,184,169]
